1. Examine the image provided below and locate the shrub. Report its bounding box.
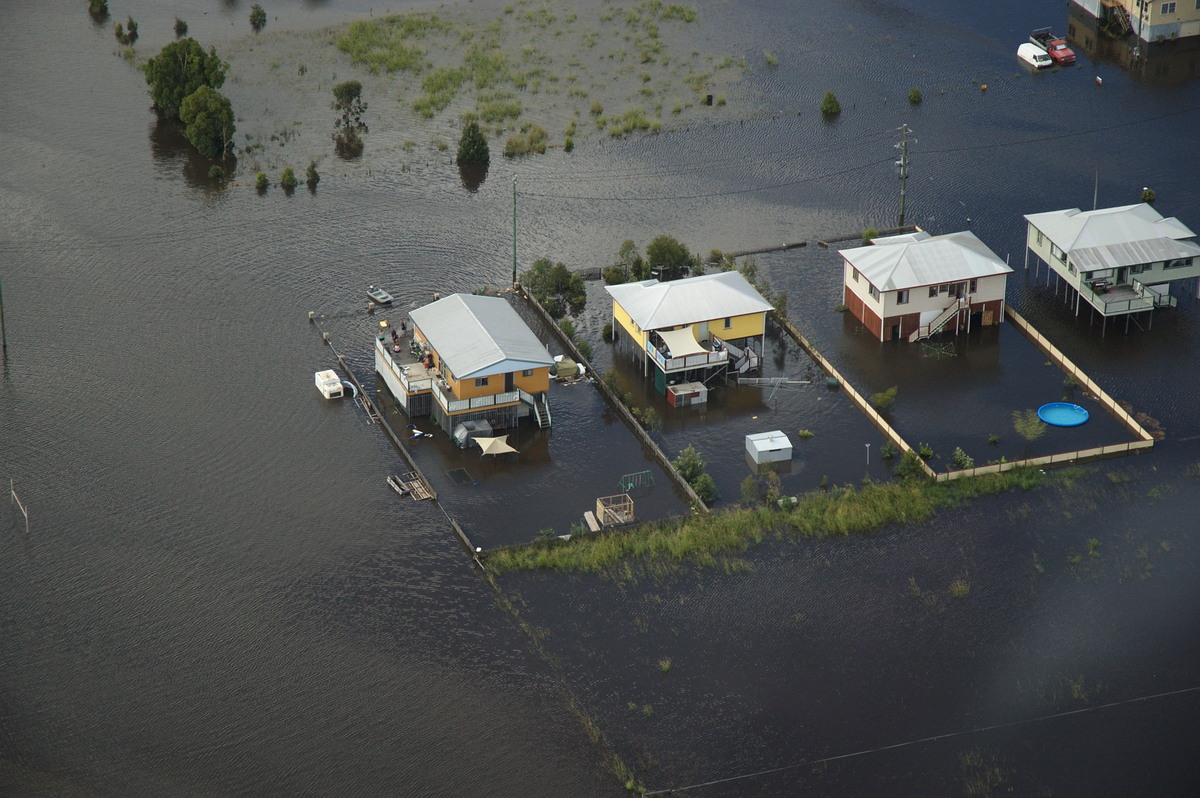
[558,319,576,340]
[908,87,922,104]
[797,429,814,440]
[504,125,547,156]
[306,162,320,188]
[764,50,779,67]
[89,0,108,16]
[951,447,975,470]
[880,441,898,459]
[917,442,934,460]
[590,100,603,116]
[949,577,970,599]
[250,4,267,32]
[1141,187,1156,204]
[255,172,268,191]
[602,322,613,341]
[894,449,929,482]
[575,339,593,360]
[820,90,841,114]
[174,17,188,38]
[280,167,298,191]
[207,165,224,179]
[870,385,898,411]
[563,135,574,152]
[862,227,879,245]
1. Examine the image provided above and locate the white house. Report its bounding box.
[1024,203,1200,331]
[840,230,1013,343]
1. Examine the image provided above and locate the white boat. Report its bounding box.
[368,285,395,304]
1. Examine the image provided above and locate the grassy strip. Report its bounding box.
[485,469,1044,574]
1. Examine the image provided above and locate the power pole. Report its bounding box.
[511,176,518,288]
[895,124,916,228]
[0,270,7,353]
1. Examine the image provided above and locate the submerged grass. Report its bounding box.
[485,469,1044,574]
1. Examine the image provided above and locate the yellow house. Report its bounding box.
[377,293,554,440]
[605,271,773,391]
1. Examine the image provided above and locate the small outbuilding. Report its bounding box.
[746,430,792,464]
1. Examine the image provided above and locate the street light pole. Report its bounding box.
[512,175,518,289]
[0,270,7,353]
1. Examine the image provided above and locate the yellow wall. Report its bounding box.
[514,366,550,394]
[443,367,549,400]
[612,301,647,348]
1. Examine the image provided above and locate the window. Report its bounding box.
[939,284,949,294]
[969,279,977,293]
[896,290,909,305]
[1162,2,1176,14]
[474,376,489,388]
[723,317,732,329]
[1166,257,1193,269]
[1036,230,1043,246]
[868,284,880,300]
[852,269,860,282]
[929,286,939,298]
[522,369,534,377]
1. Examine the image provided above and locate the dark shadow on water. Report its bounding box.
[148,116,237,195]
[458,162,488,193]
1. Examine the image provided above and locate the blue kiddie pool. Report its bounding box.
[1038,402,1090,427]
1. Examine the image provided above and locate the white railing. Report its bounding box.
[908,297,969,342]
[431,380,520,413]
[646,341,728,371]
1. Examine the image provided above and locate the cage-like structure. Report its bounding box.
[595,494,634,527]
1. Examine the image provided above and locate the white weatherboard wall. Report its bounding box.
[746,431,792,464]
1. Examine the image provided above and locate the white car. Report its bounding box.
[1018,42,1052,69]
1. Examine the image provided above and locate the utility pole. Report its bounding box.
[0,269,7,353]
[895,124,916,228]
[511,176,518,289]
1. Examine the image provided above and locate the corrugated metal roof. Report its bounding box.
[1024,204,1198,262]
[840,230,1012,291]
[605,271,773,331]
[409,294,553,379]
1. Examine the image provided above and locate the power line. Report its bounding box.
[642,684,1200,796]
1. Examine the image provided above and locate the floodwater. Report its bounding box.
[3,0,1200,796]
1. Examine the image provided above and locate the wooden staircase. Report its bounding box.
[1111,5,1133,36]
[533,394,552,428]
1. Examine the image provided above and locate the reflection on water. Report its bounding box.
[148,116,237,192]
[1069,3,1200,86]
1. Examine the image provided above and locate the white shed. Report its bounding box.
[746,430,792,464]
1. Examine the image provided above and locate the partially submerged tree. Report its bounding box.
[457,117,489,165]
[179,84,235,158]
[520,258,585,319]
[603,239,648,284]
[332,80,368,158]
[646,234,698,281]
[250,4,267,32]
[144,38,227,121]
[673,445,718,504]
[820,90,841,115]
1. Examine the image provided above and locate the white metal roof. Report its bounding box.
[605,271,773,331]
[840,230,1013,291]
[409,294,553,379]
[1024,203,1200,270]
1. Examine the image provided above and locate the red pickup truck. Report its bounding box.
[1030,28,1076,65]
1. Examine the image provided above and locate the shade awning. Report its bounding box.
[474,435,518,456]
[656,327,708,357]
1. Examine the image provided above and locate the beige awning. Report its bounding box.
[474,435,518,456]
[656,327,708,357]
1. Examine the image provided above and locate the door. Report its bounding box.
[696,321,710,343]
[505,372,514,392]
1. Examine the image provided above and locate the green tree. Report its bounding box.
[144,38,227,121]
[603,239,646,284]
[908,87,922,104]
[332,80,368,158]
[280,167,298,191]
[820,90,841,115]
[457,118,489,164]
[862,227,879,245]
[179,85,235,158]
[870,385,898,411]
[673,445,718,504]
[250,4,267,32]
[306,161,320,189]
[520,258,585,319]
[173,18,188,38]
[646,235,696,281]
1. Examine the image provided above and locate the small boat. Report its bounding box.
[386,475,409,496]
[368,285,395,305]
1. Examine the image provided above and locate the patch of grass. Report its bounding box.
[764,50,779,67]
[412,66,465,117]
[479,95,522,122]
[485,468,1044,574]
[336,14,450,74]
[658,657,672,674]
[503,124,547,156]
[796,429,814,440]
[949,577,970,599]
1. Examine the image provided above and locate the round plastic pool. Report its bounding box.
[1038,402,1089,427]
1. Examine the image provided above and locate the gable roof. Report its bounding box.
[409,294,553,379]
[605,271,773,331]
[1024,203,1200,271]
[840,230,1012,291]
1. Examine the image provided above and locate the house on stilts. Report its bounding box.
[839,230,1013,342]
[1024,203,1200,334]
[605,271,773,394]
[374,293,555,441]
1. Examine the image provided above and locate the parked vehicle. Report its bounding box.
[1017,42,1052,69]
[1030,27,1076,65]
